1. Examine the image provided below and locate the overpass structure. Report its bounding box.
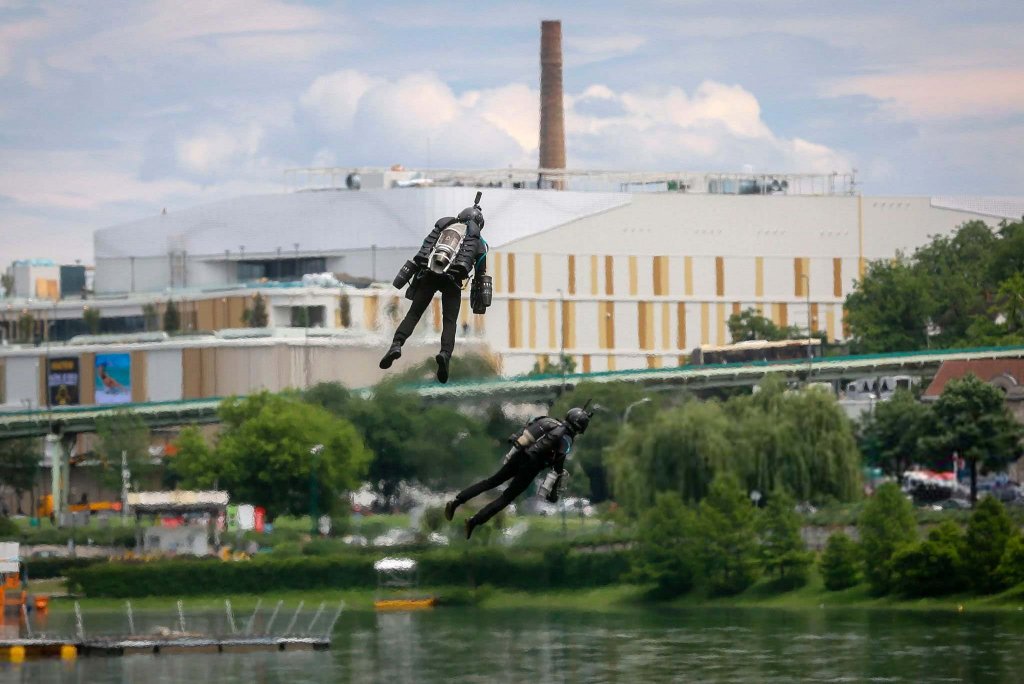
[2,345,1024,438]
[413,344,1024,403]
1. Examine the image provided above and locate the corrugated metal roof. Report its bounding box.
[94,187,631,259]
[931,196,1024,220]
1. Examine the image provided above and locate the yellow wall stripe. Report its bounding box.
[605,256,615,295]
[661,302,670,349]
[534,254,542,293]
[700,302,710,345]
[755,257,764,298]
[833,258,843,297]
[507,253,516,294]
[590,255,599,295]
[684,256,694,296]
[716,303,726,344]
[548,300,557,348]
[628,256,638,296]
[715,257,725,297]
[528,300,537,349]
[567,255,576,295]
[676,302,686,349]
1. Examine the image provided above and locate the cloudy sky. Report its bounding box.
[2,0,1022,263]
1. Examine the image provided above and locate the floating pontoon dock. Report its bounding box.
[0,598,344,661]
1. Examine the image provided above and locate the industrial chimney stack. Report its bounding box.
[539,20,566,188]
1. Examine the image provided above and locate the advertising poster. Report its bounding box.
[95,353,132,404]
[47,357,80,406]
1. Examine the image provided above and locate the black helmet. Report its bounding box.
[564,407,592,435]
[457,205,484,230]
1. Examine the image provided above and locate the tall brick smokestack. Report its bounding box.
[539,20,565,188]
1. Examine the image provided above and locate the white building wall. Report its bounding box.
[4,356,39,409]
[146,349,183,402]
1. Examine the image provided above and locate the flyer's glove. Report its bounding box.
[393,260,419,289]
[470,275,492,314]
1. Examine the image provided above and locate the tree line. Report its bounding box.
[845,219,1024,352]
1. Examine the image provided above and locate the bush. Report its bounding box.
[858,483,916,594]
[890,521,966,597]
[24,556,105,579]
[996,534,1024,589]
[964,496,1014,594]
[819,533,860,591]
[66,546,634,598]
[0,517,18,538]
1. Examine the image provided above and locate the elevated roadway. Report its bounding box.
[2,345,1023,437]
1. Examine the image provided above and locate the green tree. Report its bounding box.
[912,221,996,347]
[819,532,860,591]
[94,411,153,491]
[963,496,1014,593]
[527,354,577,377]
[142,304,159,332]
[243,293,269,327]
[0,272,13,298]
[858,389,931,483]
[630,491,698,597]
[995,533,1024,588]
[166,426,217,489]
[208,392,371,519]
[383,352,498,386]
[163,299,181,332]
[82,307,101,334]
[0,438,40,514]
[990,272,1024,337]
[890,521,966,597]
[339,293,352,328]
[727,307,801,342]
[609,400,732,511]
[757,490,812,586]
[858,482,916,595]
[302,382,355,417]
[844,256,932,353]
[928,374,1024,504]
[16,311,35,343]
[552,380,652,502]
[730,376,861,503]
[695,473,760,595]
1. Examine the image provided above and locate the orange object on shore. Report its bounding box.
[34,595,49,612]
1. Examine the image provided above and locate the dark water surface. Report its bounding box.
[3,605,1024,683]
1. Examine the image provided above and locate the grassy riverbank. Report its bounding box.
[39,569,1024,616]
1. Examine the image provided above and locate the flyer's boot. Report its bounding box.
[379,343,402,369]
[435,352,450,383]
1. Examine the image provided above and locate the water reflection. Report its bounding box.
[4,606,1024,683]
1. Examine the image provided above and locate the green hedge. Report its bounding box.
[67,546,633,598]
[25,556,105,579]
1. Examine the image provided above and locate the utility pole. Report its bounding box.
[309,444,324,535]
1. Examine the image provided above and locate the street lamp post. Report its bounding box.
[623,397,651,424]
[309,444,324,535]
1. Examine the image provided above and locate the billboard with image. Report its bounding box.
[47,357,80,406]
[95,353,131,404]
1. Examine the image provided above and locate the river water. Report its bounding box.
[2,605,1023,683]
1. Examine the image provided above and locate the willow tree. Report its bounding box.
[608,400,734,511]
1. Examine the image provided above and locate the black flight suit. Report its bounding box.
[391,217,487,358]
[456,417,573,528]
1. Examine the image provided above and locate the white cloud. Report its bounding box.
[566,33,647,66]
[44,0,345,73]
[828,68,1024,121]
[176,124,265,176]
[298,69,846,173]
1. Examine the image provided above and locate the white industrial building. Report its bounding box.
[85,168,1020,376]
